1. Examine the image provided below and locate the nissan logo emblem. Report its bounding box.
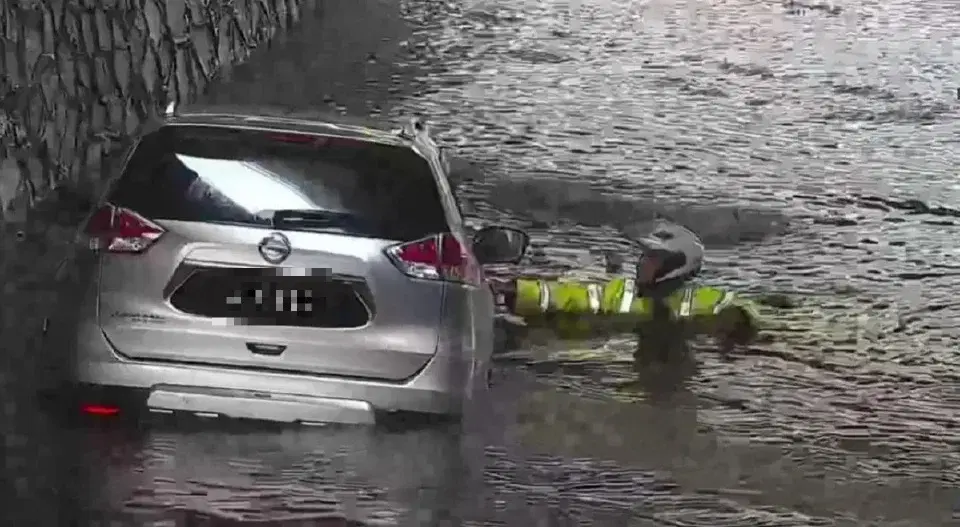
[258,232,292,264]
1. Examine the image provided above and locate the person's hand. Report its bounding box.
[490,278,526,353]
[487,276,517,313]
[712,305,758,358]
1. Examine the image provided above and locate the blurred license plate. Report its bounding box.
[226,283,317,315]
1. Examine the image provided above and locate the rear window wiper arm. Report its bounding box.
[254,209,367,230]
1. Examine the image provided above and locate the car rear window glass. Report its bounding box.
[107,125,450,241]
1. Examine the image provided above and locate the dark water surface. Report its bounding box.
[22,0,960,524]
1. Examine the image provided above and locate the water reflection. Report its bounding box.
[627,357,699,404]
[83,421,470,525]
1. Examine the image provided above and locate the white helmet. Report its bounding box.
[632,221,704,292]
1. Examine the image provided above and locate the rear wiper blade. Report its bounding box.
[254,209,365,230]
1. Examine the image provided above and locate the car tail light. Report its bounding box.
[267,132,321,144]
[266,133,359,148]
[85,203,165,254]
[386,233,482,286]
[81,404,121,417]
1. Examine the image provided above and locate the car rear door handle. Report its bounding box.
[246,342,287,356]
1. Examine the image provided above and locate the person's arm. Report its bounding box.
[685,286,762,350]
[499,277,762,344]
[499,276,647,340]
[511,276,640,316]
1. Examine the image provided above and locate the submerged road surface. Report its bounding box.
[8,0,960,525]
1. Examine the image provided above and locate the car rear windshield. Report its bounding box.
[107,125,450,241]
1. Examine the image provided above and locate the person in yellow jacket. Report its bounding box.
[496,274,760,359]
[492,223,761,362]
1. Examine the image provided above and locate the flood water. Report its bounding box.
[12,0,960,524]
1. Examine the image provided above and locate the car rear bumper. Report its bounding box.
[69,330,470,423]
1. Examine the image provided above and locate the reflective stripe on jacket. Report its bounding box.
[511,277,761,340]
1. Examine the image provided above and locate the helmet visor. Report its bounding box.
[637,253,663,285]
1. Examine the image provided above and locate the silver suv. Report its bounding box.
[43,104,528,425]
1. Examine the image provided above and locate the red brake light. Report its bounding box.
[265,133,360,147]
[81,404,120,416]
[85,204,165,254]
[386,233,482,286]
[266,133,323,144]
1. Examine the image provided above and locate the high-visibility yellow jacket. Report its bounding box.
[510,276,762,341]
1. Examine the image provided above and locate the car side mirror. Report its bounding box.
[472,226,529,265]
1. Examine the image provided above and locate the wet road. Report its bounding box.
[17,0,960,524]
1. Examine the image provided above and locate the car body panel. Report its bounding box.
[97,222,445,381]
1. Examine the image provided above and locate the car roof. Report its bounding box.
[164,104,420,148]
